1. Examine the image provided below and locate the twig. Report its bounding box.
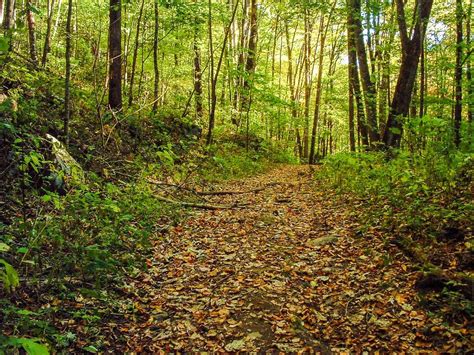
[197,186,266,195]
[154,194,249,210]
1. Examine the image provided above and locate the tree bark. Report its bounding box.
[127,0,145,107]
[0,0,4,25]
[206,0,239,145]
[26,0,38,64]
[193,29,203,120]
[349,0,379,146]
[383,0,434,148]
[41,0,55,67]
[467,0,473,125]
[303,10,312,159]
[309,16,326,164]
[454,0,463,147]
[64,0,72,146]
[153,0,160,112]
[241,0,257,113]
[2,0,13,30]
[108,0,122,111]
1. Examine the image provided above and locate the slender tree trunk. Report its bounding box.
[309,16,326,164]
[128,0,145,107]
[0,0,4,26]
[241,0,257,113]
[303,10,312,159]
[347,13,356,152]
[466,0,473,125]
[284,22,301,157]
[383,0,434,148]
[347,10,368,148]
[419,35,426,118]
[206,0,239,145]
[64,0,73,146]
[193,3,203,121]
[454,0,463,147]
[2,0,13,30]
[41,0,55,67]
[26,0,38,64]
[51,0,62,41]
[206,0,215,145]
[309,1,336,163]
[349,0,379,146]
[108,0,122,111]
[153,0,159,112]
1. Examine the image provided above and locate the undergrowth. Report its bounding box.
[315,147,474,319]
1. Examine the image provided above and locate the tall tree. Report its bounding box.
[348,0,379,147]
[241,0,257,113]
[25,0,38,64]
[108,0,122,111]
[383,0,434,148]
[454,0,463,146]
[41,0,55,67]
[206,0,239,145]
[193,23,203,120]
[64,0,72,145]
[466,0,473,125]
[152,0,160,112]
[0,0,4,24]
[2,0,14,30]
[128,0,145,107]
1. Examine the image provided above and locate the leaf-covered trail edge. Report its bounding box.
[121,165,470,352]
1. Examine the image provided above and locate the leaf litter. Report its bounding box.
[119,165,473,352]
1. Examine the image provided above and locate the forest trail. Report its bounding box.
[123,166,437,352]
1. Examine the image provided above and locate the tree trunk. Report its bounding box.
[419,35,426,118]
[347,9,369,148]
[467,0,473,125]
[153,0,159,113]
[193,2,203,121]
[64,0,72,146]
[309,1,336,163]
[206,0,239,145]
[128,0,145,107]
[108,0,122,111]
[303,10,312,159]
[241,0,257,113]
[2,0,13,30]
[26,0,38,64]
[347,13,356,152]
[41,0,55,67]
[309,16,326,164]
[349,0,379,146]
[0,0,4,25]
[383,0,434,148]
[454,0,463,147]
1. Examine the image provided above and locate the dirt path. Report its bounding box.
[123,165,453,352]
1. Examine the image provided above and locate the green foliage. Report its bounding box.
[317,148,473,234]
[202,143,274,181]
[0,258,19,292]
[0,337,49,355]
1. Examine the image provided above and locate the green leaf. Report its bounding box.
[6,338,49,355]
[83,345,99,353]
[389,127,402,135]
[17,247,29,254]
[0,242,10,252]
[0,36,9,52]
[0,258,19,291]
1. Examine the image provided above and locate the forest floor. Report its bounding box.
[108,165,470,352]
